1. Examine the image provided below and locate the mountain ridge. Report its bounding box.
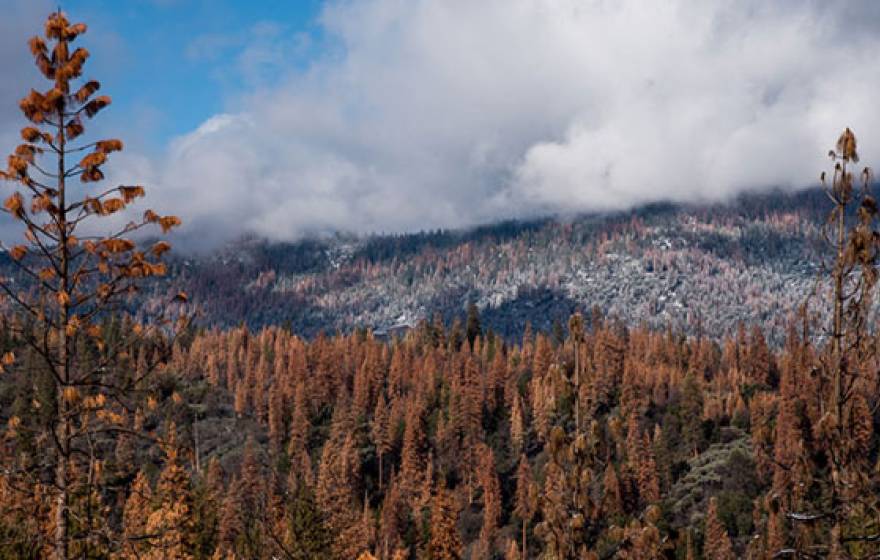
[164,187,832,342]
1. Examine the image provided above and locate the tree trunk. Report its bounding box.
[574,342,580,435]
[54,98,71,560]
[54,437,68,560]
[830,169,846,560]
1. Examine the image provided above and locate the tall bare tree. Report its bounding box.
[769,128,880,559]
[0,10,185,559]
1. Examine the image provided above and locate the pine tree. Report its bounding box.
[601,463,623,518]
[288,380,313,486]
[477,445,501,555]
[237,438,270,558]
[143,424,196,559]
[535,423,601,559]
[371,392,392,488]
[122,470,152,558]
[193,457,223,559]
[452,355,484,502]
[64,462,110,559]
[704,497,735,560]
[316,433,363,559]
[765,499,785,560]
[636,432,660,506]
[284,479,333,560]
[0,10,184,557]
[379,477,408,559]
[234,379,248,417]
[267,383,284,453]
[744,326,772,386]
[513,455,535,560]
[400,400,427,505]
[611,505,665,560]
[509,394,526,456]
[427,483,462,560]
[486,343,507,413]
[770,353,808,509]
[766,129,880,557]
[529,335,556,441]
[216,481,244,557]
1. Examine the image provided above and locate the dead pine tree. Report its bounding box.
[568,312,585,435]
[0,10,186,559]
[773,128,880,559]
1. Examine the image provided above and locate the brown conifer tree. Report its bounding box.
[0,11,184,557]
[316,433,364,559]
[744,325,772,386]
[765,499,785,560]
[121,470,152,558]
[568,312,585,433]
[371,392,392,488]
[611,505,665,560]
[216,480,244,556]
[535,423,601,559]
[636,432,661,507]
[486,342,507,413]
[601,463,623,518]
[427,483,462,560]
[768,129,880,557]
[452,355,484,502]
[379,477,408,559]
[513,455,536,560]
[399,399,427,504]
[143,424,196,559]
[287,379,313,485]
[704,497,735,560]
[509,393,526,456]
[267,383,284,453]
[477,445,501,556]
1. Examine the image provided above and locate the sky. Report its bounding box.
[2,0,324,150]
[3,0,880,248]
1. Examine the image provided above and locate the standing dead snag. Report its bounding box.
[763,128,880,559]
[815,128,880,559]
[0,10,185,559]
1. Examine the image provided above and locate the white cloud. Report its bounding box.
[509,1,880,213]
[8,0,880,247]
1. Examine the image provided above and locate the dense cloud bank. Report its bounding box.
[4,1,880,247]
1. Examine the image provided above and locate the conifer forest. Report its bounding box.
[3,6,880,560]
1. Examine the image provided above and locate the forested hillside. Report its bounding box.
[1,299,875,559]
[171,188,829,344]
